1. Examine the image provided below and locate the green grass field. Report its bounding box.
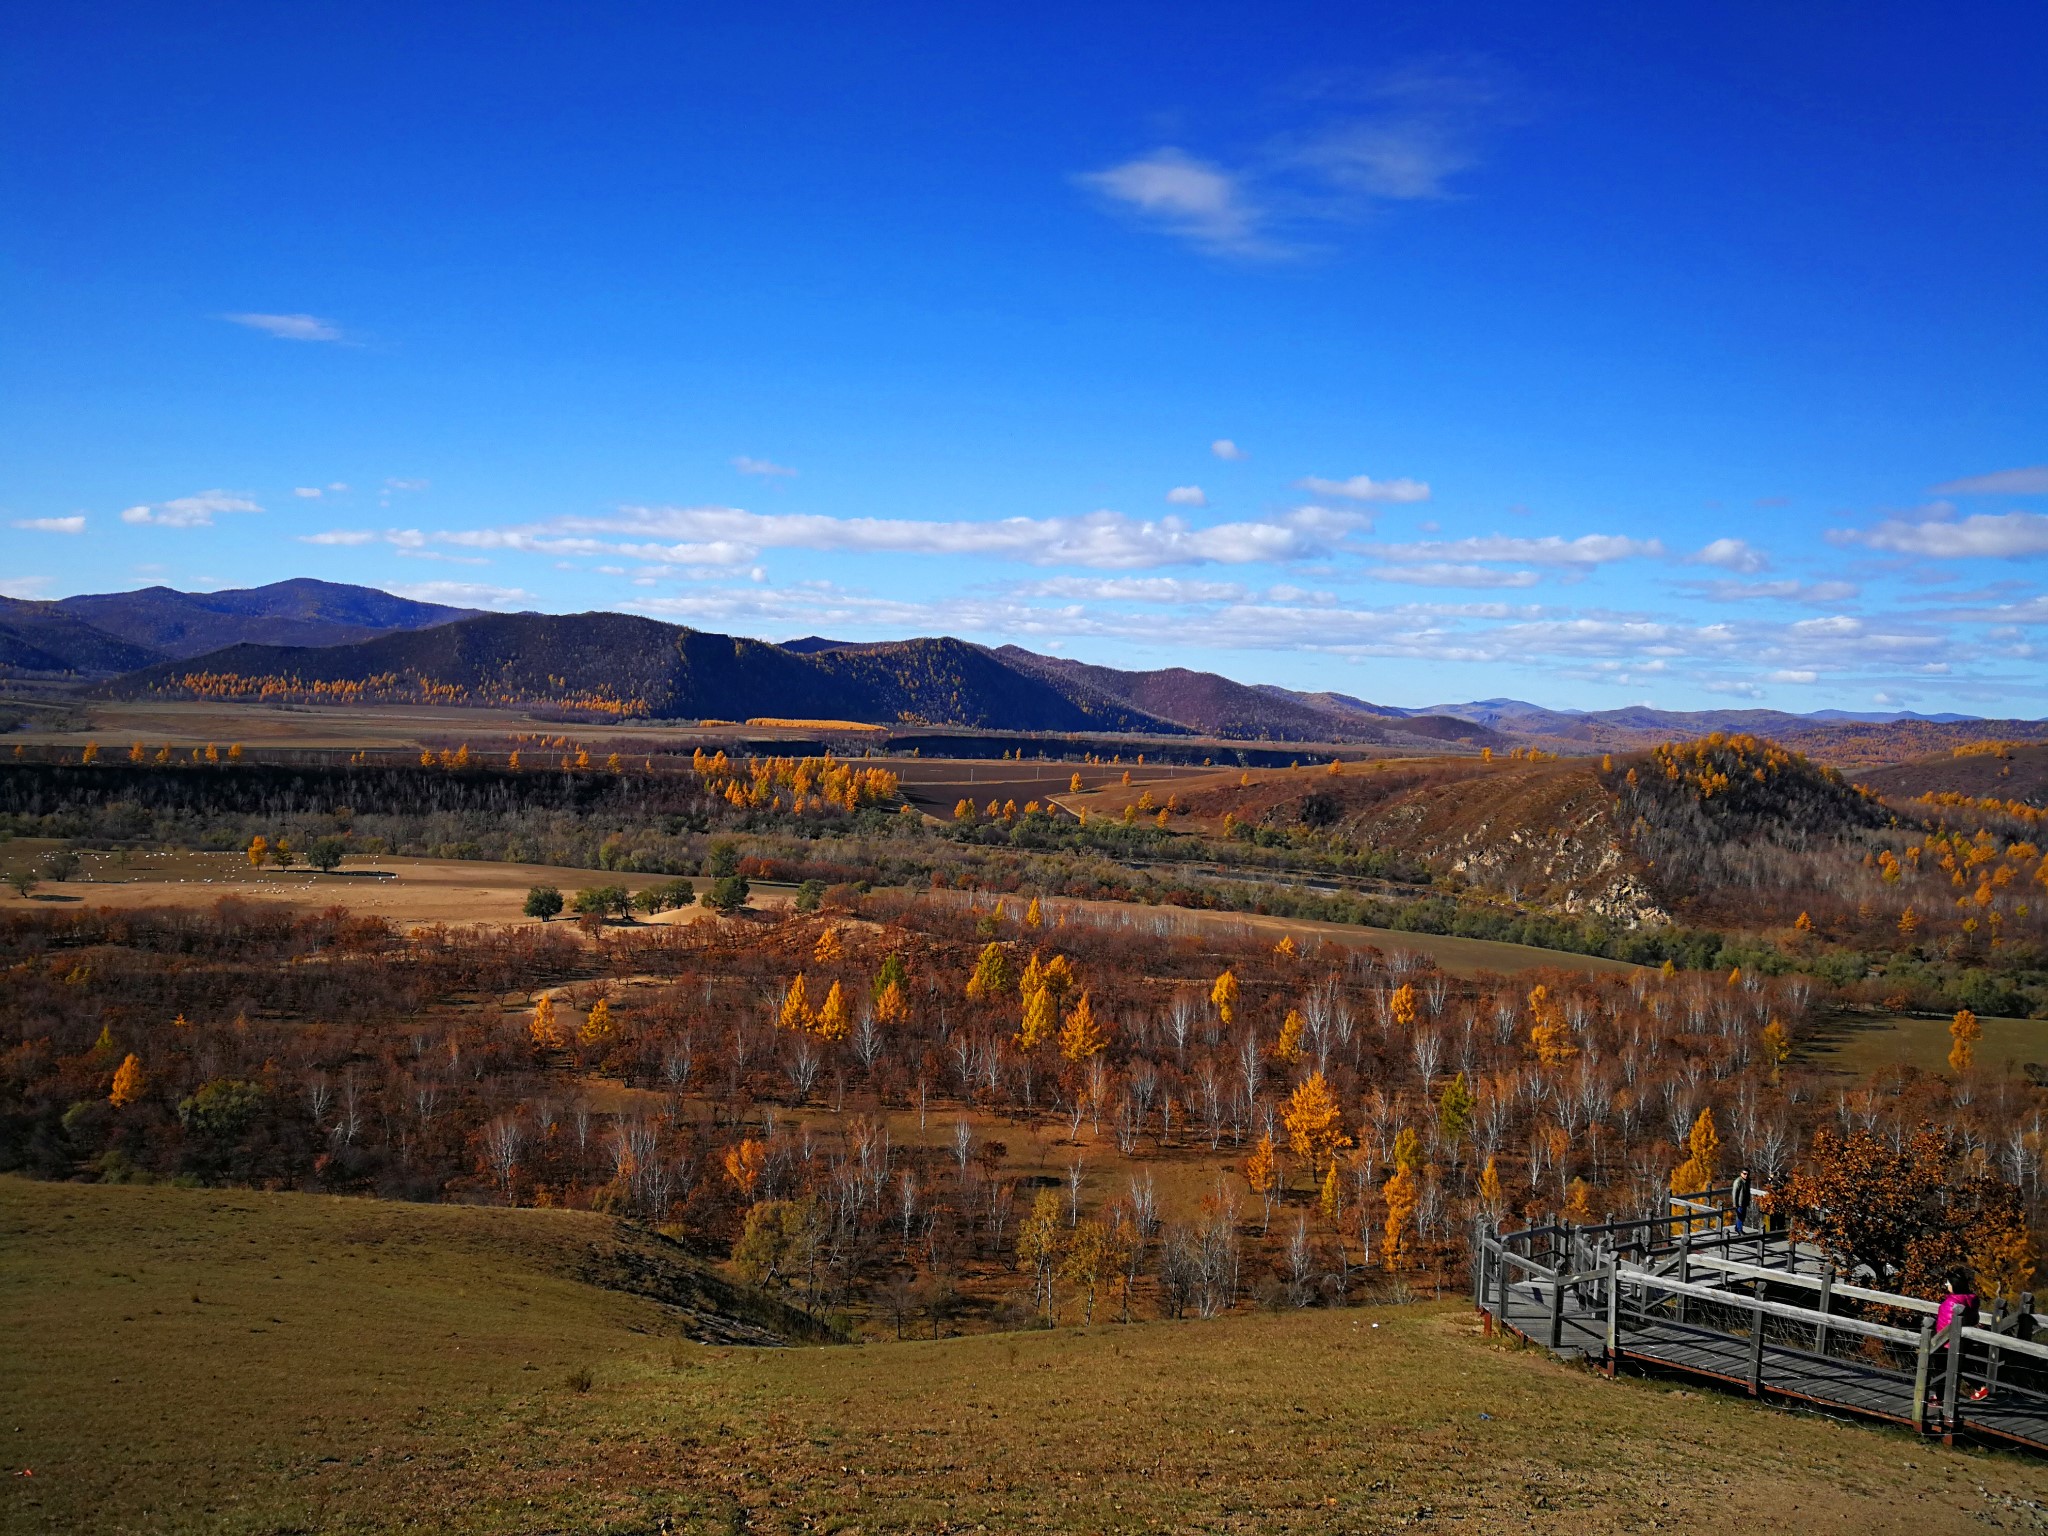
[1801,1012,2048,1077]
[5,1177,2045,1534]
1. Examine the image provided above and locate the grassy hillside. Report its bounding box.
[6,1178,2045,1534]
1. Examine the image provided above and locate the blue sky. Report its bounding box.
[3,2,2045,712]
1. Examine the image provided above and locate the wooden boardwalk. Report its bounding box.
[1474,1207,2048,1454]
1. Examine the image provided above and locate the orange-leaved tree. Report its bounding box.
[1776,1126,2034,1301]
[1382,1127,1422,1267]
[1949,1008,1982,1075]
[109,1053,146,1107]
[1244,1132,1279,1232]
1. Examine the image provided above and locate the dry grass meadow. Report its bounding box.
[6,1177,2047,1536]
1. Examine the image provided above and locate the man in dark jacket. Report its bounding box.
[1731,1167,1752,1235]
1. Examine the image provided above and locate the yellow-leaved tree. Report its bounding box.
[1477,1156,1505,1217]
[1282,1071,1351,1182]
[779,973,813,1032]
[1018,984,1057,1051]
[1390,982,1418,1027]
[246,835,268,868]
[529,994,563,1050]
[1058,992,1108,1062]
[1528,983,1577,1067]
[1382,1127,1422,1267]
[813,926,845,964]
[579,997,617,1048]
[965,942,1012,1003]
[814,980,849,1041]
[1760,1018,1791,1080]
[1211,969,1239,1028]
[1275,1008,1305,1063]
[1670,1106,1720,1196]
[1024,896,1043,930]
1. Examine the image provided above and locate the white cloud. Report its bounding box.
[1697,578,1861,604]
[385,478,429,493]
[1367,533,1662,566]
[222,312,342,342]
[1211,439,1247,461]
[733,456,798,478]
[384,581,529,609]
[119,490,263,528]
[1165,485,1207,507]
[1011,576,1248,603]
[298,530,377,546]
[1835,510,2048,558]
[293,487,324,499]
[1690,537,1768,573]
[1368,563,1540,588]
[1076,149,1268,256]
[1768,669,1818,684]
[12,516,84,535]
[1931,466,2048,497]
[1700,680,1765,699]
[0,576,52,598]
[439,503,1367,571]
[1296,473,1431,504]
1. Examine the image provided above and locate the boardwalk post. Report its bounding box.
[1604,1255,1620,1379]
[1911,1318,1934,1433]
[1747,1296,1766,1396]
[1676,1231,1691,1327]
[1815,1264,1834,1357]
[1943,1320,1966,1446]
[1496,1238,1512,1325]
[1547,1265,1566,1350]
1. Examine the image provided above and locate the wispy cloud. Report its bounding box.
[299,529,377,546]
[0,576,52,599]
[1010,575,1248,603]
[1369,563,1540,588]
[119,490,263,529]
[1832,509,2048,558]
[733,456,798,478]
[1930,465,2048,497]
[222,312,343,342]
[1367,533,1662,566]
[384,581,529,609]
[1211,439,1248,461]
[1695,578,1861,605]
[1077,149,1268,256]
[1689,537,1768,573]
[1080,63,1510,258]
[12,516,85,535]
[1165,485,1207,507]
[1297,473,1430,504]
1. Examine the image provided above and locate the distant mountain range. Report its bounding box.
[0,579,475,675]
[6,581,2044,761]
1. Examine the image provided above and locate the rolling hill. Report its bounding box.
[0,579,476,677]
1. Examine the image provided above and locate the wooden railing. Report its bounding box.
[1471,1210,2048,1451]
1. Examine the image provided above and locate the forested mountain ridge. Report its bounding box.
[0,579,474,677]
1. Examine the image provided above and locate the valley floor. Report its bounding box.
[4,1178,2045,1534]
